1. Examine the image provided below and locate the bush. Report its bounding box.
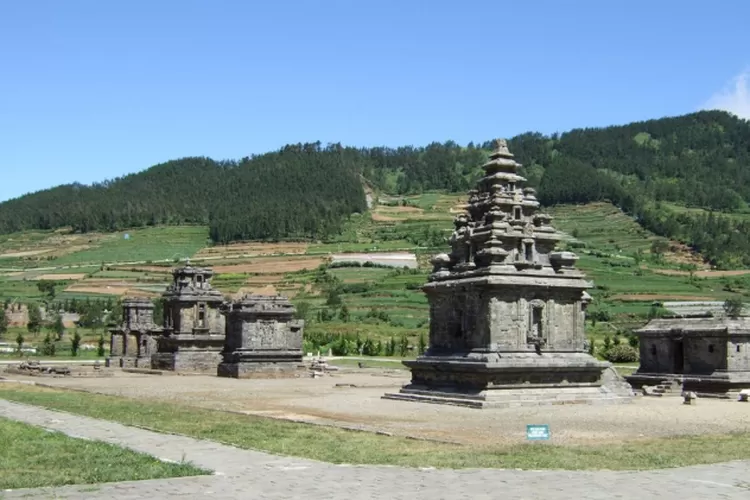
[97,334,106,357]
[41,333,56,356]
[603,344,639,363]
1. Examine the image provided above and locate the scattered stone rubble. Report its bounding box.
[308,358,339,378]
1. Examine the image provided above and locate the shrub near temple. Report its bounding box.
[604,345,639,363]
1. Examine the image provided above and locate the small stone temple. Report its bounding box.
[151,264,227,373]
[218,294,304,378]
[384,140,633,408]
[627,315,750,398]
[107,297,161,368]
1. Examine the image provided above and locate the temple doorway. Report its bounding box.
[672,339,684,374]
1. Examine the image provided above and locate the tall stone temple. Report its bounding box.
[151,264,227,373]
[385,140,633,408]
[107,297,161,368]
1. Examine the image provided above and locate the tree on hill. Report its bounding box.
[27,304,42,334]
[36,281,56,300]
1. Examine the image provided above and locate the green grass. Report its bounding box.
[49,226,209,266]
[1,384,750,471]
[0,416,208,490]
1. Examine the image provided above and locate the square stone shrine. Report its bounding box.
[217,294,304,378]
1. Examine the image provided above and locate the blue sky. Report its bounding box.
[1,0,749,202]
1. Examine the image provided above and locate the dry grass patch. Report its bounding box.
[35,273,88,281]
[195,242,309,259]
[213,256,325,274]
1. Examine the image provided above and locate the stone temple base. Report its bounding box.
[383,354,634,409]
[151,351,222,374]
[217,351,304,379]
[106,356,152,369]
[628,371,750,399]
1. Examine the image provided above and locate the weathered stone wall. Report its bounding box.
[428,286,585,354]
[238,319,303,350]
[684,336,727,375]
[168,303,225,335]
[152,351,222,373]
[110,333,125,356]
[728,335,750,371]
[638,336,674,373]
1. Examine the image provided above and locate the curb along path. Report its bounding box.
[0,400,748,499]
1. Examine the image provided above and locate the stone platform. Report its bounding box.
[384,356,633,408]
[151,344,223,374]
[217,357,306,379]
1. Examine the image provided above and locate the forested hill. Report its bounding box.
[1,110,749,266]
[0,143,368,243]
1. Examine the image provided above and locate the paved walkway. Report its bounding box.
[0,400,748,499]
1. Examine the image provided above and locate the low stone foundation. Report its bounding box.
[151,351,222,374]
[384,356,633,409]
[106,356,153,369]
[626,371,750,399]
[217,357,305,379]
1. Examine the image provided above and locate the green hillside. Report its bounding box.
[3,110,750,358]
[2,111,750,267]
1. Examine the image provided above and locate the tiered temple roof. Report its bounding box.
[432,139,582,280]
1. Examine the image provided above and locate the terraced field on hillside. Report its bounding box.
[2,193,750,350]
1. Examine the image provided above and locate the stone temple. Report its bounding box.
[107,297,161,368]
[627,314,750,398]
[151,264,226,373]
[384,140,633,408]
[218,294,304,378]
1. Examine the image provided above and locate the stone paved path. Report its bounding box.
[0,400,748,499]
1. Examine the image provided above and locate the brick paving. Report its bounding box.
[0,400,748,499]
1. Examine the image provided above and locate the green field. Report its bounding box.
[49,226,209,266]
[1,192,748,359]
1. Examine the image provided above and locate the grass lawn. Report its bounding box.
[1,384,749,471]
[0,416,208,490]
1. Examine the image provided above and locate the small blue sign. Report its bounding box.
[526,424,550,441]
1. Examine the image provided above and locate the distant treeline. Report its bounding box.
[1,110,750,266]
[0,143,367,243]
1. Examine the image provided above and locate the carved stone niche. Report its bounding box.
[526,299,547,350]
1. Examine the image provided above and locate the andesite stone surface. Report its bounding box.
[627,314,750,398]
[384,139,633,408]
[107,297,161,369]
[151,264,227,373]
[218,294,304,378]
